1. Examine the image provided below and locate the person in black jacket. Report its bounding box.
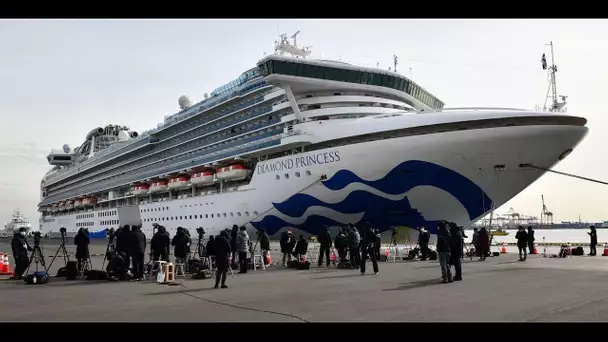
[418,228,430,261]
[74,228,90,273]
[527,226,535,255]
[129,225,146,280]
[334,228,348,262]
[230,225,239,266]
[205,235,216,258]
[360,222,379,275]
[214,230,231,289]
[151,226,170,262]
[515,226,528,261]
[171,227,190,264]
[347,224,361,269]
[317,226,333,267]
[448,222,463,281]
[115,225,132,271]
[437,221,452,283]
[588,226,598,256]
[11,228,32,280]
[280,230,296,266]
[257,229,271,265]
[373,228,382,261]
[292,235,309,259]
[184,228,192,263]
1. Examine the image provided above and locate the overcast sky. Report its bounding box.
[1,19,606,228]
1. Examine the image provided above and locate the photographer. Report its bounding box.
[151,225,170,261]
[171,227,190,271]
[11,227,33,280]
[115,225,132,270]
[257,229,270,265]
[130,225,146,281]
[74,228,90,273]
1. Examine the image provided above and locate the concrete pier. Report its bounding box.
[1,238,607,322]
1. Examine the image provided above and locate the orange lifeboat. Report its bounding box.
[82,197,97,206]
[132,183,150,196]
[66,200,74,210]
[191,171,215,185]
[74,198,83,208]
[216,164,251,181]
[58,201,66,211]
[168,176,189,190]
[51,204,58,213]
[149,180,168,193]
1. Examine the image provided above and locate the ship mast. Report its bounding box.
[542,42,568,112]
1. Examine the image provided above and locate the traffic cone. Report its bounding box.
[533,248,538,254]
[602,244,608,256]
[501,246,507,254]
[0,253,12,275]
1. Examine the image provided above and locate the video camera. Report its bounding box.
[59,227,67,235]
[32,231,42,243]
[196,227,206,237]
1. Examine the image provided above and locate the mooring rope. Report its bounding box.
[521,164,608,186]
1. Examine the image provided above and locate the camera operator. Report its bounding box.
[115,225,132,271]
[151,225,170,262]
[418,227,430,261]
[11,227,33,280]
[130,225,146,281]
[74,228,90,272]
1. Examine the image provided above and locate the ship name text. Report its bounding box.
[257,151,341,175]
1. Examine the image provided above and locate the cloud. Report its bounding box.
[0,141,49,164]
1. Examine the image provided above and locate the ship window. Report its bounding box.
[194,215,198,219]
[190,215,192,219]
[237,212,241,216]
[180,216,183,220]
[223,213,226,217]
[253,211,259,216]
[206,214,209,218]
[217,213,220,217]
[230,213,234,217]
[306,170,312,176]
[284,173,289,179]
[275,175,280,180]
[211,214,214,218]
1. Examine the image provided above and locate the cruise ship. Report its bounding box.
[38,33,589,239]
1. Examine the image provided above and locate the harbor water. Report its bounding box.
[464,228,604,245]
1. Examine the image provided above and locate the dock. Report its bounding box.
[1,239,608,322]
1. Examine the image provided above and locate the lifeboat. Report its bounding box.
[82,197,97,206]
[216,164,251,181]
[58,202,66,211]
[191,171,215,185]
[149,180,168,193]
[74,199,83,208]
[66,201,74,210]
[132,183,150,196]
[168,176,190,190]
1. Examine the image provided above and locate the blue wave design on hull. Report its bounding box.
[252,193,439,236]
[88,229,107,239]
[321,160,492,220]
[252,160,493,236]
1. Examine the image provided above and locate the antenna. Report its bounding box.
[542,42,567,112]
[409,67,413,79]
[393,55,398,73]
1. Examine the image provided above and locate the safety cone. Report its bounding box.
[0,253,12,275]
[533,248,538,254]
[602,244,608,256]
[501,246,507,254]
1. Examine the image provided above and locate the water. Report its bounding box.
[464,228,606,245]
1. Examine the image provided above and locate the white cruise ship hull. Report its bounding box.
[40,117,587,240]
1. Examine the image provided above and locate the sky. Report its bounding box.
[0,19,607,228]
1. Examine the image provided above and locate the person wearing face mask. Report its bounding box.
[11,228,33,280]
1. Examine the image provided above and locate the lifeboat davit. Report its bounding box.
[132,183,150,196]
[58,202,66,211]
[191,171,215,185]
[74,199,83,208]
[168,176,189,190]
[66,201,74,210]
[51,204,58,213]
[149,180,168,193]
[216,164,251,181]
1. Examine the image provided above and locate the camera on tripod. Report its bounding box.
[32,231,42,244]
[196,227,206,237]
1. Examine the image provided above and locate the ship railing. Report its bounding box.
[441,107,532,112]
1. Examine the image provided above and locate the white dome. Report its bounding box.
[117,130,130,141]
[178,95,191,110]
[62,144,71,153]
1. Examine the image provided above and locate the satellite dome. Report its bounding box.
[62,144,71,153]
[117,130,130,141]
[178,95,191,110]
[204,93,209,99]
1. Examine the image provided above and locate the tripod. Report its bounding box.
[47,231,70,272]
[195,234,206,259]
[101,231,116,270]
[78,256,92,279]
[24,239,49,278]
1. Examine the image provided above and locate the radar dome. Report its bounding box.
[204,93,209,99]
[178,95,192,110]
[62,144,71,153]
[117,130,130,141]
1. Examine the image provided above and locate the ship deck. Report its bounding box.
[1,239,607,322]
